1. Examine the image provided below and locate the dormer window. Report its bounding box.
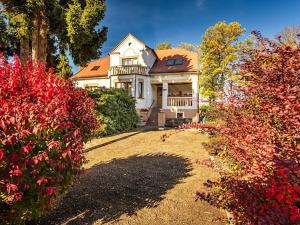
[91,66,100,71]
[174,58,183,65]
[166,58,183,66]
[166,59,175,66]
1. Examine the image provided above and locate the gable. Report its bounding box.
[110,34,146,55]
[110,34,157,68]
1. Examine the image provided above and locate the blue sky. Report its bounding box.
[71,0,300,72]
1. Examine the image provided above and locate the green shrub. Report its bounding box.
[88,88,139,136]
[199,104,219,122]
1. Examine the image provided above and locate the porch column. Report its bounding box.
[192,76,199,109]
[162,82,168,109]
[132,75,137,97]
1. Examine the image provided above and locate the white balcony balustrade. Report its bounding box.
[167,97,193,107]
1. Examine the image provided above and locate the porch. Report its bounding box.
[149,79,199,126]
[152,81,198,111]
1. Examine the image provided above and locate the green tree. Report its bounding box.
[199,21,245,102]
[277,26,300,48]
[156,42,172,50]
[1,0,107,67]
[56,54,73,79]
[177,42,197,52]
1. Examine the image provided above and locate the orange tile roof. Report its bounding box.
[72,55,110,79]
[150,48,198,74]
[72,48,198,79]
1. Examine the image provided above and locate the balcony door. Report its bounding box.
[122,58,138,66]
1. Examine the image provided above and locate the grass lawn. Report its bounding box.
[33,129,226,225]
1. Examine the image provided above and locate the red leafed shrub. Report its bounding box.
[196,32,300,224]
[0,56,98,223]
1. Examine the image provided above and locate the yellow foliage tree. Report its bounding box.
[199,21,246,102]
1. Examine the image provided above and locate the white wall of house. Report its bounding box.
[135,75,153,109]
[75,78,110,89]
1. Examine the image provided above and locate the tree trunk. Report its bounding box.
[31,12,40,61]
[31,2,48,62]
[39,9,48,62]
[20,37,29,64]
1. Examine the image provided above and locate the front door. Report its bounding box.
[157,86,162,108]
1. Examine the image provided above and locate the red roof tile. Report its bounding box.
[72,48,198,79]
[72,55,110,79]
[150,48,198,74]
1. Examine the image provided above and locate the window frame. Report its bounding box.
[115,82,132,96]
[138,81,144,99]
[166,59,175,66]
[174,58,183,65]
[122,57,138,66]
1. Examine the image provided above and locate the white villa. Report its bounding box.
[73,34,201,126]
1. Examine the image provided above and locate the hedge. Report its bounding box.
[88,88,139,136]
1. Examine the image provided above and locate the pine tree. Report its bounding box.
[1,0,107,67]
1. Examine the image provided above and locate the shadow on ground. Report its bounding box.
[32,153,192,225]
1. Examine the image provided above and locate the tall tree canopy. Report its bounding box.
[156,42,172,50]
[277,26,300,48]
[0,0,107,67]
[199,21,245,102]
[177,42,197,52]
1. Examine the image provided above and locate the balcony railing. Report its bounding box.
[110,65,147,76]
[167,97,193,107]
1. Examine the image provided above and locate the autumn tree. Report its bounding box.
[177,42,197,52]
[277,25,300,48]
[199,21,245,102]
[156,42,172,50]
[1,0,107,67]
[197,32,300,224]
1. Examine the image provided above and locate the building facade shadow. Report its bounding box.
[32,153,192,225]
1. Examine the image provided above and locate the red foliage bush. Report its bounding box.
[196,33,300,224]
[0,56,98,223]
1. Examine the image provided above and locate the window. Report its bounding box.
[166,59,175,66]
[91,66,100,71]
[138,81,144,98]
[85,84,99,91]
[116,82,132,96]
[174,58,183,65]
[176,112,184,119]
[166,58,184,66]
[122,58,137,66]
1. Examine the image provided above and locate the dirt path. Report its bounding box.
[35,129,226,225]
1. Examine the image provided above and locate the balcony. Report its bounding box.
[110,65,147,76]
[167,97,193,107]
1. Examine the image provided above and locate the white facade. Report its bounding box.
[76,78,110,89]
[74,34,200,122]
